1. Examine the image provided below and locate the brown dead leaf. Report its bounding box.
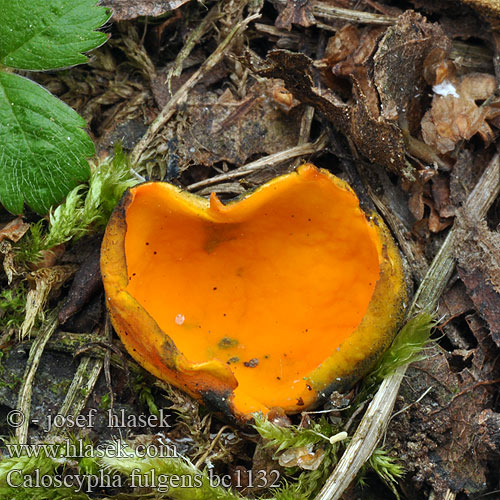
[455,216,500,347]
[30,244,66,271]
[407,169,454,233]
[275,0,315,30]
[459,266,500,347]
[0,218,30,243]
[438,281,475,350]
[329,26,385,101]
[424,199,452,232]
[406,168,434,221]
[351,27,385,66]
[99,0,190,21]
[324,24,360,65]
[244,441,285,495]
[423,48,455,87]
[421,73,497,154]
[374,11,450,130]
[257,49,351,132]
[408,186,425,221]
[460,73,497,100]
[431,174,455,218]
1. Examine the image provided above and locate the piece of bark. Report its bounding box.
[389,344,494,496]
[455,217,500,347]
[440,280,474,319]
[258,49,409,176]
[474,409,500,460]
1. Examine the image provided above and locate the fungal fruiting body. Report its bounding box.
[101,164,407,420]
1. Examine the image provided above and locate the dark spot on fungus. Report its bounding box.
[218,337,238,349]
[297,397,304,406]
[213,287,217,290]
[154,251,157,255]
[227,356,240,364]
[306,384,312,391]
[244,358,259,368]
[277,376,281,380]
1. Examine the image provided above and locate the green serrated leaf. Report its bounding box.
[0,71,93,214]
[0,0,110,71]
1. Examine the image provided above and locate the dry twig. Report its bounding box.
[15,312,59,444]
[187,133,327,191]
[272,0,396,26]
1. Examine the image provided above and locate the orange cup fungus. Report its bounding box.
[101,164,407,421]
